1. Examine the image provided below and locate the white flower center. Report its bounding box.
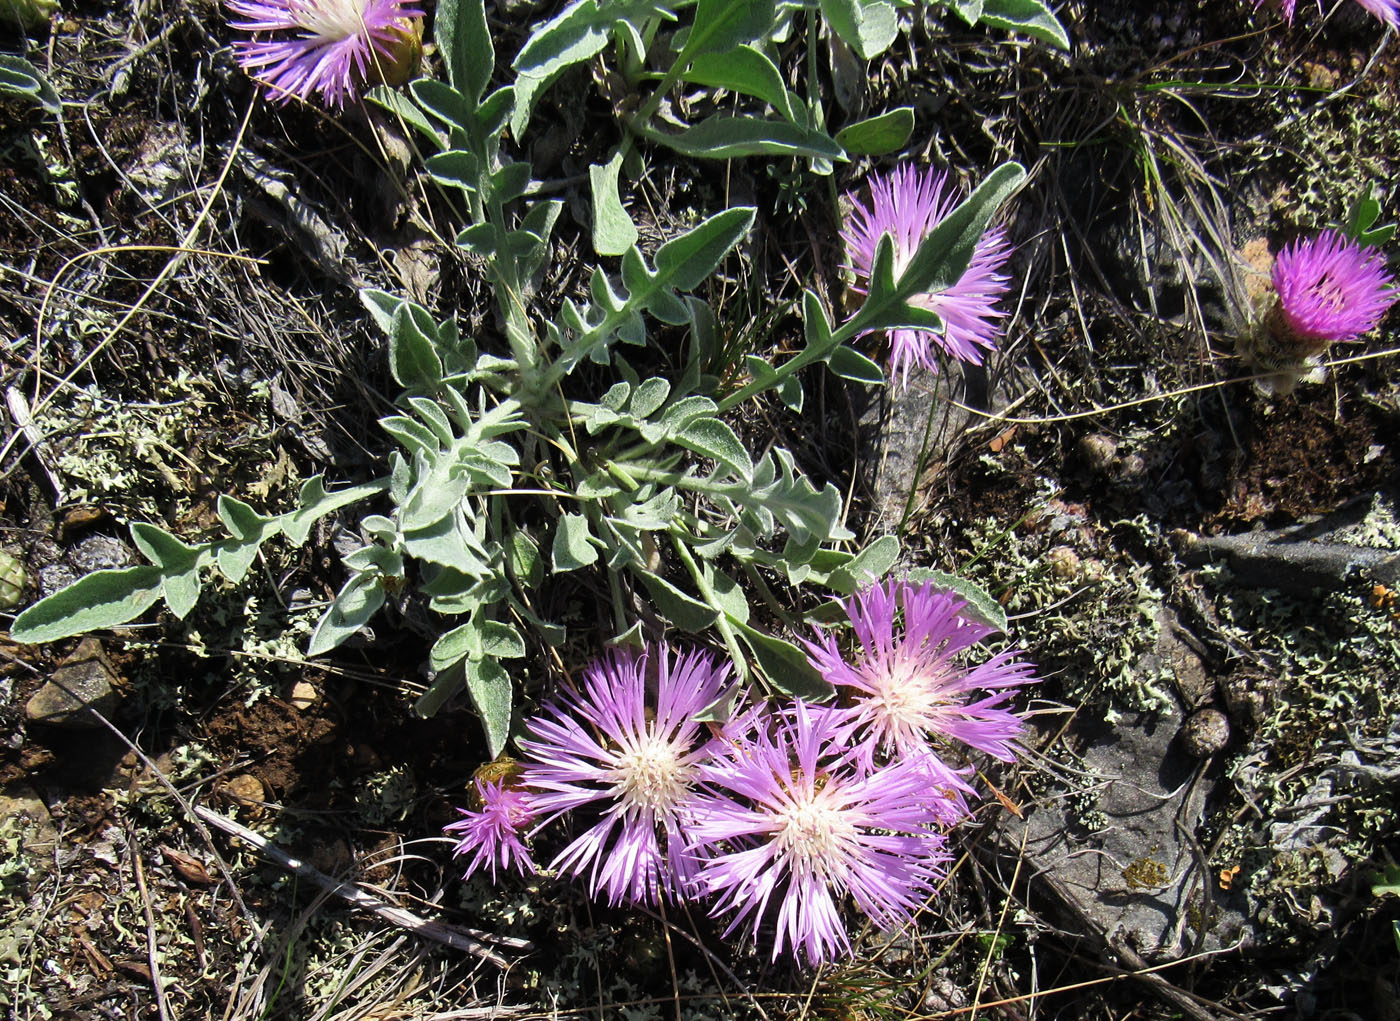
[614,737,691,815]
[295,0,371,40]
[874,665,947,731]
[777,794,855,876]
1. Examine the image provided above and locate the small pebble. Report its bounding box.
[222,774,266,812]
[1077,433,1119,473]
[1180,708,1230,757]
[287,680,318,711]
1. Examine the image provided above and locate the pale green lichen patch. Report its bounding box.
[938,486,1174,717]
[1204,570,1400,945]
[39,370,294,525]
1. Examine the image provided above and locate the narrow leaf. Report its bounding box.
[12,566,164,644]
[734,620,833,700]
[835,107,914,157]
[675,417,753,480]
[589,150,638,256]
[307,573,386,656]
[463,656,513,756]
[976,0,1069,49]
[435,0,493,102]
[684,45,796,122]
[637,572,720,631]
[905,568,1008,633]
[659,116,845,161]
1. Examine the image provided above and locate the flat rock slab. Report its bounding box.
[1004,706,1217,961]
[854,364,979,526]
[25,636,122,728]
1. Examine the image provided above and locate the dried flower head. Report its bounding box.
[1270,229,1396,348]
[517,644,732,906]
[841,166,1013,385]
[690,702,953,965]
[803,579,1036,769]
[226,0,424,107]
[445,777,537,882]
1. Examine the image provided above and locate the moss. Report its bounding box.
[1205,569,1400,944]
[39,369,293,527]
[941,483,1173,716]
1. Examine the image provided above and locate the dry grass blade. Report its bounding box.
[192,804,529,967]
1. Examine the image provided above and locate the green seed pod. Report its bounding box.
[0,550,25,610]
[0,0,57,31]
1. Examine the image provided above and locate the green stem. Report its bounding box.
[670,533,748,683]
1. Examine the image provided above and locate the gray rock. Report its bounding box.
[855,365,976,526]
[1004,707,1223,960]
[1179,707,1230,758]
[25,637,122,728]
[0,782,59,870]
[68,534,136,575]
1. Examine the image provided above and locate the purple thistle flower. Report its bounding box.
[690,702,953,966]
[840,166,1013,385]
[1271,229,1396,346]
[803,579,1036,768]
[445,777,538,882]
[1352,0,1400,23]
[1255,0,1399,24]
[517,644,732,906]
[226,0,424,108]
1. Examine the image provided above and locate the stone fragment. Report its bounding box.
[25,637,122,728]
[221,774,266,816]
[287,680,318,710]
[1076,433,1119,473]
[0,782,59,862]
[854,365,976,525]
[1003,706,1220,961]
[1179,707,1230,757]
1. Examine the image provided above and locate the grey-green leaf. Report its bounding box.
[12,566,164,644]
[659,116,845,161]
[820,0,899,60]
[675,417,753,480]
[906,568,1008,633]
[654,206,756,292]
[589,150,638,257]
[464,656,513,757]
[307,573,387,656]
[825,534,900,593]
[684,45,796,123]
[976,0,1070,49]
[434,0,494,102]
[734,621,833,700]
[835,107,914,157]
[0,54,60,114]
[390,304,446,390]
[552,513,600,571]
[637,572,720,632]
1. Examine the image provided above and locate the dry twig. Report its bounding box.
[191,804,529,968]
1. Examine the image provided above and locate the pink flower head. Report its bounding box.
[1272,229,1396,345]
[517,644,733,906]
[841,166,1013,385]
[689,702,954,966]
[803,579,1036,768]
[1255,0,1399,24]
[226,0,424,108]
[1353,0,1400,23]
[445,777,538,882]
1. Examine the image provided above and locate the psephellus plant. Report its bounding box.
[13,0,1042,753]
